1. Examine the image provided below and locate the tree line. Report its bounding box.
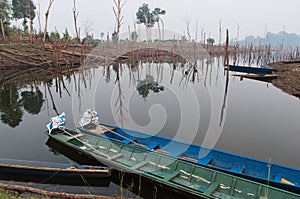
[0,0,169,43]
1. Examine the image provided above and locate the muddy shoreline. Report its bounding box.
[269,60,300,99]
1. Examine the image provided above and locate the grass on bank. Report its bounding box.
[0,189,40,199]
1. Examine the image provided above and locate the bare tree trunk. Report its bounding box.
[0,19,5,42]
[43,0,55,45]
[161,18,165,41]
[72,0,80,40]
[144,12,150,44]
[225,29,230,78]
[29,18,33,43]
[157,18,161,40]
[127,25,131,40]
[218,19,222,51]
[185,17,191,41]
[37,0,42,33]
[195,20,198,42]
[236,23,240,44]
[113,0,126,42]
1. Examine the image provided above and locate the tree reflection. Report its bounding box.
[0,85,23,128]
[137,75,164,98]
[21,87,44,115]
[113,62,126,126]
[0,84,45,128]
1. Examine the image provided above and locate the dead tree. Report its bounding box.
[43,0,55,45]
[29,17,34,43]
[72,0,80,40]
[113,0,126,42]
[218,19,222,51]
[0,19,5,42]
[37,0,42,33]
[195,20,198,42]
[185,17,191,41]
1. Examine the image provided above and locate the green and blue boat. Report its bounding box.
[45,122,300,199]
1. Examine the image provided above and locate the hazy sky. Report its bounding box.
[29,0,300,41]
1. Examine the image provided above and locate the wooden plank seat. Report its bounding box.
[203,182,219,195]
[67,133,84,141]
[87,125,115,135]
[131,160,148,170]
[109,153,123,161]
[164,171,180,181]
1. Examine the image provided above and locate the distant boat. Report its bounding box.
[228,65,279,74]
[0,158,112,186]
[233,73,277,83]
[45,127,300,199]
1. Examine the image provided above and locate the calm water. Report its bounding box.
[0,57,299,194]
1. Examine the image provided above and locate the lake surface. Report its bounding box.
[0,57,299,195]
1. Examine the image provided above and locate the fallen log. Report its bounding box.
[0,52,40,67]
[0,182,114,199]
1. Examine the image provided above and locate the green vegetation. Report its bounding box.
[136,3,166,28]
[207,37,215,46]
[62,28,71,40]
[12,0,36,32]
[0,1,168,43]
[136,4,155,28]
[0,0,11,34]
[0,189,39,199]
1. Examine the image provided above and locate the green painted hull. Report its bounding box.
[46,128,300,199]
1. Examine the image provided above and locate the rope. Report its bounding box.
[266,158,271,198]
[80,174,96,195]
[37,170,61,184]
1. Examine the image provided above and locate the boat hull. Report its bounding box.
[46,128,300,199]
[0,157,112,186]
[78,123,300,194]
[228,65,278,74]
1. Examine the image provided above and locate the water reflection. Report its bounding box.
[0,84,45,127]
[21,88,44,115]
[0,68,78,127]
[0,54,299,170]
[0,85,23,128]
[137,75,164,98]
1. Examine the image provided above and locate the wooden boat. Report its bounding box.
[0,157,112,186]
[233,74,277,83]
[228,65,279,74]
[78,123,300,194]
[45,127,300,199]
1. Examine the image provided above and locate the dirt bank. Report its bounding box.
[0,43,91,69]
[269,60,300,99]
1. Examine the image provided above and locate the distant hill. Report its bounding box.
[231,31,300,48]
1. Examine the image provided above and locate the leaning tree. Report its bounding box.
[152,7,166,40]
